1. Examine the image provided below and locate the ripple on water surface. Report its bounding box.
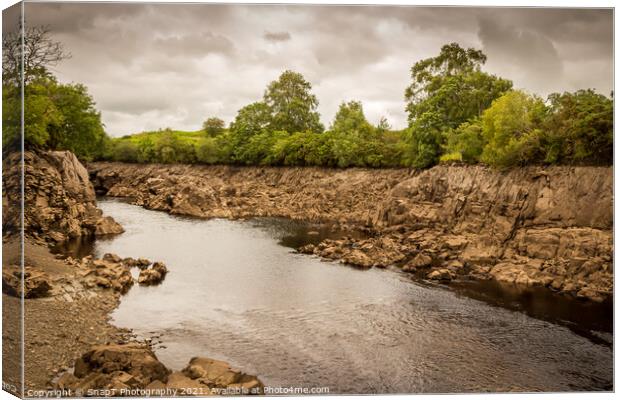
[83,198,612,393]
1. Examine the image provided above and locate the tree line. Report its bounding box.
[3,27,613,168]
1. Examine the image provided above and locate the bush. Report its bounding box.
[111,141,139,162]
[480,90,547,167]
[541,89,613,165]
[442,120,485,163]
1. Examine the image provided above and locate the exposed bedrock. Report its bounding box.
[2,151,124,244]
[88,162,612,302]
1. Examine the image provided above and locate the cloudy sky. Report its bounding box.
[4,2,614,136]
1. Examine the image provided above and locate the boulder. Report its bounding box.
[151,262,168,277]
[138,269,163,286]
[181,357,263,391]
[427,268,455,281]
[122,257,151,269]
[80,258,134,294]
[56,343,264,394]
[402,253,433,272]
[72,343,170,387]
[102,253,122,263]
[2,266,52,298]
[340,250,373,268]
[298,244,316,254]
[138,262,167,286]
[165,371,210,393]
[94,216,124,236]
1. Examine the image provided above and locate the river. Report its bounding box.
[66,198,613,393]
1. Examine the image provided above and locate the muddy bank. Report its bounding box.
[89,162,613,302]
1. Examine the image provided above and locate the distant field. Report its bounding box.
[116,129,214,144]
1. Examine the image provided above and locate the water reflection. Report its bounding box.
[53,198,613,393]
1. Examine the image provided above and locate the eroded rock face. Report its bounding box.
[2,151,124,244]
[89,162,612,302]
[56,343,263,395]
[89,162,412,226]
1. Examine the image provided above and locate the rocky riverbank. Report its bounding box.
[3,238,263,395]
[3,151,124,245]
[89,162,613,302]
[2,151,264,395]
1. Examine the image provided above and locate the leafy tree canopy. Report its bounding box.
[404,43,513,168]
[542,89,613,165]
[202,117,225,137]
[263,70,324,134]
[480,90,547,167]
[330,101,374,138]
[229,102,272,139]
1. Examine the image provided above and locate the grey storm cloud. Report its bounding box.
[264,31,291,42]
[8,3,613,136]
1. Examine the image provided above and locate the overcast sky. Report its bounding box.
[4,3,614,136]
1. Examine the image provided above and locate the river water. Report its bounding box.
[72,198,613,393]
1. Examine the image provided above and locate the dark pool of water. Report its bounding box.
[62,198,613,393]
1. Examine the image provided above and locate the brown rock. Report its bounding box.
[102,253,122,263]
[427,268,455,281]
[402,253,433,272]
[166,372,210,393]
[3,150,123,243]
[151,262,168,277]
[71,343,170,386]
[138,269,162,286]
[340,250,373,268]
[2,266,52,298]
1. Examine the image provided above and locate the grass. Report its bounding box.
[116,129,222,145]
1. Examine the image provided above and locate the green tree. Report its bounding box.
[202,117,225,137]
[47,82,108,160]
[480,90,547,167]
[229,102,272,162]
[330,101,375,138]
[404,43,512,168]
[541,89,613,165]
[2,25,108,160]
[263,70,324,133]
[376,116,391,133]
[3,78,61,151]
[229,102,271,139]
[111,141,139,162]
[195,137,220,164]
[441,120,485,164]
